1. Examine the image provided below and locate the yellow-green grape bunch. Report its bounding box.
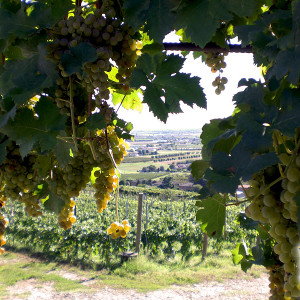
[245,143,300,299]
[0,214,8,254]
[0,195,7,209]
[205,51,228,95]
[107,220,130,239]
[93,168,118,213]
[47,1,141,113]
[1,144,43,217]
[93,126,128,212]
[212,76,228,95]
[52,142,95,200]
[268,265,285,299]
[58,198,76,230]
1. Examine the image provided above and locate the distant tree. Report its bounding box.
[159,176,174,189]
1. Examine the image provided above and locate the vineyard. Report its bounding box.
[0,0,299,299]
[3,189,252,265]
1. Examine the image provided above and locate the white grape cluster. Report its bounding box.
[205,52,228,95]
[1,143,43,217]
[47,0,141,121]
[245,150,300,299]
[93,126,128,213]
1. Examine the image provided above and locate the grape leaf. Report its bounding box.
[86,113,106,130]
[143,0,176,41]
[61,42,98,75]
[0,104,16,128]
[176,0,232,47]
[123,0,175,41]
[226,0,256,17]
[0,3,59,39]
[53,131,74,167]
[0,97,66,157]
[0,44,58,105]
[0,139,9,165]
[131,54,206,122]
[191,160,210,181]
[266,48,300,85]
[123,0,149,30]
[112,89,143,112]
[196,193,227,238]
[34,156,52,178]
[43,190,65,215]
[232,243,244,265]
[45,0,74,23]
[0,39,7,52]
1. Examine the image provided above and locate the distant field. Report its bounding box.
[120,172,167,181]
[120,161,172,173]
[123,156,153,163]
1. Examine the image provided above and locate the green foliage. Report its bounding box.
[0,96,66,157]
[131,53,206,122]
[196,194,227,238]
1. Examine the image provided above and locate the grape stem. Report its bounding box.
[240,182,249,199]
[258,223,273,240]
[69,77,78,152]
[115,180,119,223]
[116,91,128,113]
[87,93,97,160]
[226,176,283,207]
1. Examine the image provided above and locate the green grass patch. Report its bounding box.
[93,250,266,292]
[0,258,90,295]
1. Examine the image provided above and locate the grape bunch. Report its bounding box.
[0,195,6,209]
[47,0,141,120]
[107,220,131,239]
[245,135,300,299]
[0,143,43,217]
[92,126,128,213]
[268,265,285,299]
[205,52,228,95]
[0,214,8,254]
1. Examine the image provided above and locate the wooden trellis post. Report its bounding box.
[135,193,143,253]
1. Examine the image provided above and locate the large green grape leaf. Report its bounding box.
[53,131,74,167]
[0,44,58,105]
[205,144,279,194]
[0,97,66,157]
[0,3,57,39]
[176,0,233,48]
[191,160,209,181]
[131,54,206,122]
[123,0,176,41]
[196,194,227,238]
[86,113,106,130]
[266,48,300,85]
[41,182,65,215]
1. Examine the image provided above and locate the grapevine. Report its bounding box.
[0,1,299,299]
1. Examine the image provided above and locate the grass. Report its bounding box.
[0,248,267,296]
[0,252,91,297]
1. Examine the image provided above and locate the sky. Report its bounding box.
[116,37,263,132]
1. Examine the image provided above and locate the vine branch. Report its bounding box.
[163,42,253,53]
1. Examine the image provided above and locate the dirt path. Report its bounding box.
[2,252,270,300]
[7,275,270,300]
